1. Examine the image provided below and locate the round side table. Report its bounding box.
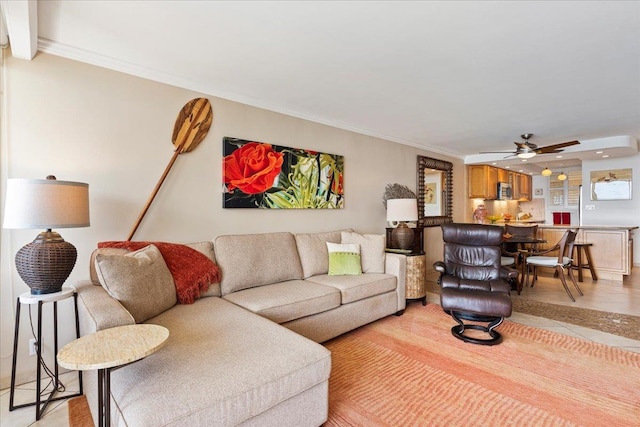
[57,324,169,427]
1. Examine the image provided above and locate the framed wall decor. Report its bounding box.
[590,168,632,201]
[417,156,453,227]
[223,137,344,209]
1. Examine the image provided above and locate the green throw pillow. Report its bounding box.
[327,242,362,276]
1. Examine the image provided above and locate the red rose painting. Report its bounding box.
[223,137,344,209]
[224,142,284,194]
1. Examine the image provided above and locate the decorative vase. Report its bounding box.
[473,204,488,224]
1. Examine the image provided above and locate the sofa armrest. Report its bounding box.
[73,280,135,336]
[384,253,407,311]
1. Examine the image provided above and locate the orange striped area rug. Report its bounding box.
[323,303,640,426]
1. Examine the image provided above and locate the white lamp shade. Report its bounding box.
[3,178,90,229]
[517,151,536,159]
[387,198,418,222]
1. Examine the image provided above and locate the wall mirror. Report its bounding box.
[417,155,453,227]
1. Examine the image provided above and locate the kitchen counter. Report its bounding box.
[538,225,638,231]
[535,226,636,281]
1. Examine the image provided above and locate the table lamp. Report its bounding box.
[3,176,90,294]
[387,198,418,250]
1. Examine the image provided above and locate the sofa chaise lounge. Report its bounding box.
[75,229,407,426]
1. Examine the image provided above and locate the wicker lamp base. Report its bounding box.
[15,231,77,295]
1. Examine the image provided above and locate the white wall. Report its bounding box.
[582,155,640,265]
[0,52,464,387]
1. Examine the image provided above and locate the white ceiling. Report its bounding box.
[3,1,640,172]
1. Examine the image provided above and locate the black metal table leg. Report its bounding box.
[9,297,21,411]
[36,301,43,420]
[98,369,104,427]
[73,293,84,395]
[97,368,111,427]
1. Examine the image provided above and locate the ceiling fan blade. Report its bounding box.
[535,140,580,154]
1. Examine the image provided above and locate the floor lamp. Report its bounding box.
[3,176,90,294]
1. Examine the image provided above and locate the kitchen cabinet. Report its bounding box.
[468,165,497,199]
[513,172,532,201]
[497,168,509,183]
[467,165,531,200]
[537,226,636,281]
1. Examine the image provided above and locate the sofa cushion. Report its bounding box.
[94,245,177,323]
[294,230,344,278]
[89,241,221,297]
[215,232,304,295]
[109,297,331,426]
[327,242,362,276]
[341,231,386,273]
[306,273,397,304]
[223,280,341,324]
[89,248,128,284]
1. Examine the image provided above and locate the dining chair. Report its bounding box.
[524,229,583,302]
[502,224,538,294]
[501,247,521,293]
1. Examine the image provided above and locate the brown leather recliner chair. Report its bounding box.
[434,223,515,345]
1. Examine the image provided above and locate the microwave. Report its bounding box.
[497,182,512,200]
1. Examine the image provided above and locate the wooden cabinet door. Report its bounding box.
[468,165,487,198]
[468,165,497,199]
[487,166,498,199]
[497,168,509,184]
[512,172,521,199]
[520,174,532,200]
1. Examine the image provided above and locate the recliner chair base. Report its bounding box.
[449,311,504,345]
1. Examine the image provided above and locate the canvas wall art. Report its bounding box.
[223,137,344,209]
[590,168,632,201]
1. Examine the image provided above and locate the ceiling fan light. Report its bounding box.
[517,151,536,159]
[558,172,567,181]
[541,167,552,176]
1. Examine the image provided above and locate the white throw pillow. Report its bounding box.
[95,245,177,323]
[341,231,386,273]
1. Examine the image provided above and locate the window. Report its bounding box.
[549,170,582,207]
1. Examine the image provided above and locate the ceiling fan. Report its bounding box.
[480,133,580,159]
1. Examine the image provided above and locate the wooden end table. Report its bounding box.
[57,324,169,427]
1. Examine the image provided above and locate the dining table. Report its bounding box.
[501,235,547,293]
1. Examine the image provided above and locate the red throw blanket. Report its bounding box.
[98,241,221,304]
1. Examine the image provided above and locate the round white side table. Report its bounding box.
[58,324,169,427]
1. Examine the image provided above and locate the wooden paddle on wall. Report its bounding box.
[127,98,213,241]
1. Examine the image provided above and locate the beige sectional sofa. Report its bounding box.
[75,229,407,426]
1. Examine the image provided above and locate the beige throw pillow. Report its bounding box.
[95,245,177,323]
[341,231,386,273]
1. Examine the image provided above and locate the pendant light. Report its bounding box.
[541,167,552,177]
[557,172,567,181]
